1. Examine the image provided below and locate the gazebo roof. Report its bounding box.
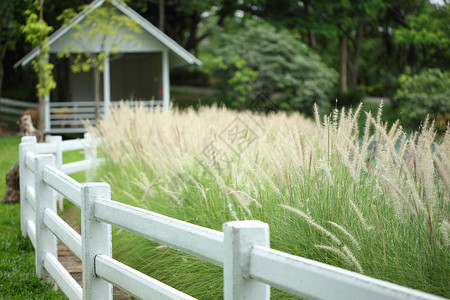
[15,0,201,69]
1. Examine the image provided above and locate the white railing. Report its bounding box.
[49,100,163,134]
[18,136,445,300]
[0,98,163,133]
[0,98,39,126]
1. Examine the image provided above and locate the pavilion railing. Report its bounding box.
[49,100,164,134]
[0,98,164,134]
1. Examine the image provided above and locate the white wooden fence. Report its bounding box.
[18,136,445,300]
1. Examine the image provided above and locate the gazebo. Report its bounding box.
[15,0,201,134]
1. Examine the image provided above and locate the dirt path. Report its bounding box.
[59,206,132,299]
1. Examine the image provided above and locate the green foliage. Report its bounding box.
[0,0,33,51]
[202,21,337,114]
[203,54,258,105]
[394,68,450,131]
[21,1,56,100]
[336,88,366,108]
[394,3,450,49]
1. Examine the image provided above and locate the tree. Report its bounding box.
[58,0,142,119]
[394,1,450,74]
[0,0,33,98]
[128,0,237,54]
[21,0,56,133]
[203,21,337,114]
[238,0,385,95]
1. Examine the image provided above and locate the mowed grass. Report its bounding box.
[87,103,449,299]
[0,204,67,299]
[0,134,66,299]
[0,135,20,197]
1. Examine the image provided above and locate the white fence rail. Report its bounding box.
[18,136,445,300]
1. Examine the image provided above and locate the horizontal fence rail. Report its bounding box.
[43,165,82,208]
[95,197,225,266]
[44,252,83,300]
[95,255,195,300]
[44,209,82,260]
[18,136,446,300]
[248,246,443,300]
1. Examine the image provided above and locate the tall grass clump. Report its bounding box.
[86,102,449,299]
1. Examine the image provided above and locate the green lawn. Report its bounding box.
[0,134,66,299]
[0,135,20,197]
[0,204,66,299]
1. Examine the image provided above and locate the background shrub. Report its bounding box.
[201,21,338,115]
[394,69,450,131]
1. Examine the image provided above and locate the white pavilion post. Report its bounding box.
[44,56,51,133]
[162,49,170,112]
[103,53,111,119]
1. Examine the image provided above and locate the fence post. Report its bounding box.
[19,136,37,238]
[84,133,97,182]
[35,154,57,279]
[223,221,270,300]
[81,183,112,300]
[45,135,63,210]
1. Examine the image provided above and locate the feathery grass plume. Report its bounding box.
[328,221,361,250]
[314,103,321,128]
[342,245,364,273]
[314,245,353,267]
[435,128,450,196]
[281,204,342,245]
[440,220,450,247]
[349,200,374,231]
[376,100,384,125]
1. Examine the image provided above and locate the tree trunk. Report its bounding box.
[0,57,4,99]
[185,13,201,52]
[308,30,317,49]
[94,66,100,120]
[0,38,8,98]
[349,24,363,89]
[304,1,316,49]
[339,35,348,95]
[159,0,165,31]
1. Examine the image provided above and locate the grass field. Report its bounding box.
[0,133,87,299]
[87,103,449,299]
[0,134,66,299]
